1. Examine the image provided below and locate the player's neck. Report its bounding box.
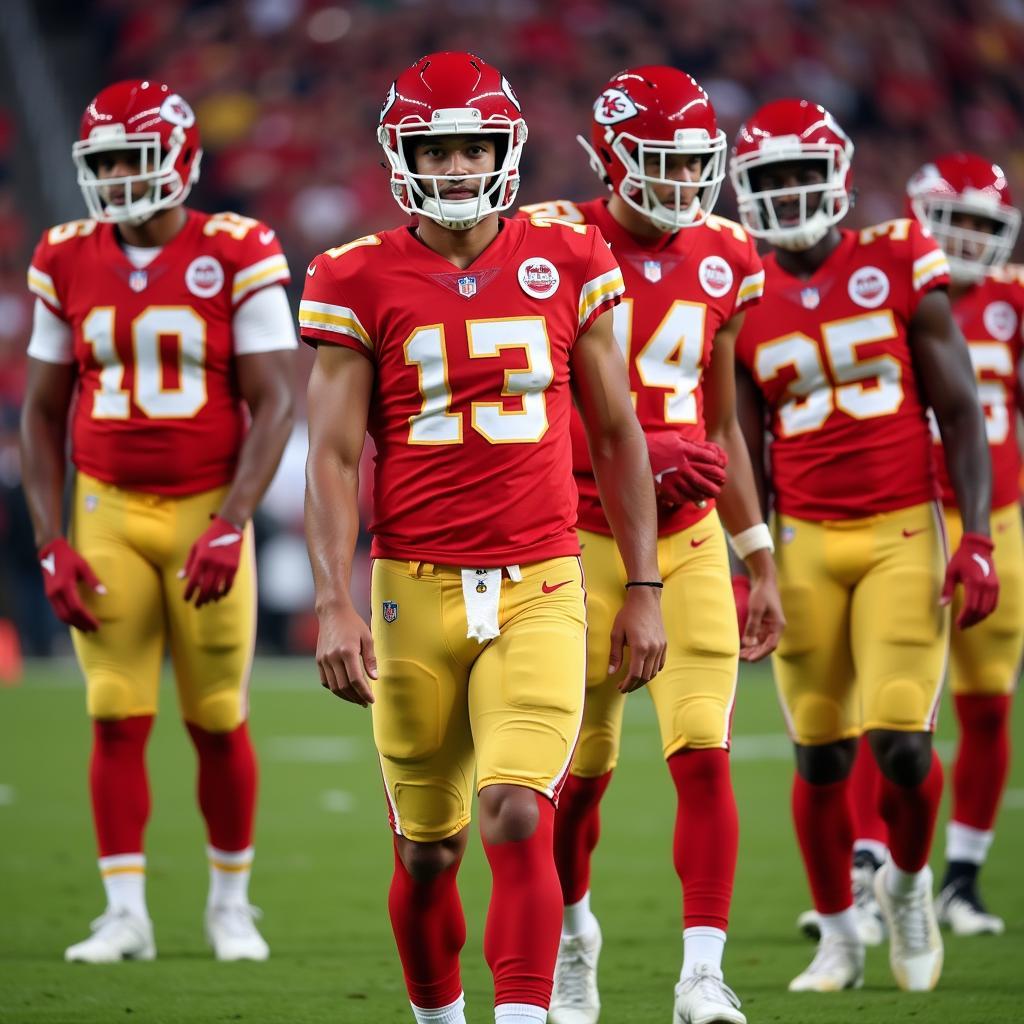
[772,227,843,278]
[115,206,188,249]
[606,195,670,242]
[415,213,500,270]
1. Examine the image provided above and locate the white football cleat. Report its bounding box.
[935,880,1005,936]
[549,922,601,1024]
[65,908,156,963]
[204,904,269,961]
[673,964,745,1024]
[874,863,942,991]
[850,855,886,946]
[788,934,864,992]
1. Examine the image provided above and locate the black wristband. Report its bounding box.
[625,580,664,589]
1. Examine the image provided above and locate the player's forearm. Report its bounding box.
[19,406,67,548]
[304,452,362,611]
[590,422,660,581]
[937,404,992,535]
[218,392,294,527]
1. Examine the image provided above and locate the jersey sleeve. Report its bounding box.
[733,234,765,315]
[232,285,298,355]
[223,219,291,308]
[577,226,625,336]
[908,219,951,308]
[26,230,66,320]
[298,245,378,359]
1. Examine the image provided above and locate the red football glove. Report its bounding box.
[941,532,999,629]
[732,574,751,637]
[180,516,245,608]
[647,434,728,508]
[38,538,105,632]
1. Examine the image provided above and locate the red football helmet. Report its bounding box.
[730,98,853,250]
[378,52,527,230]
[72,79,202,225]
[907,152,1021,283]
[580,66,725,231]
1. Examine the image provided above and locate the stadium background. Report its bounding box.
[1,0,1024,659]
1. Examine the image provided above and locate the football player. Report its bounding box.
[730,100,998,993]
[20,81,296,962]
[301,53,666,1024]
[839,154,1022,937]
[520,66,785,1024]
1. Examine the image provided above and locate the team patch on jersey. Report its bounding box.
[982,300,1018,342]
[848,265,890,308]
[594,87,639,126]
[781,525,796,544]
[159,94,196,129]
[382,600,398,623]
[800,286,820,309]
[518,257,560,299]
[698,255,733,298]
[185,256,225,299]
[128,270,148,293]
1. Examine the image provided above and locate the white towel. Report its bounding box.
[462,568,502,642]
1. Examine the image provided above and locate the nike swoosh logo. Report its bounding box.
[209,533,242,548]
[307,264,317,277]
[542,580,571,594]
[901,528,926,538]
[690,536,711,548]
[259,229,276,245]
[40,553,56,576]
[971,553,991,577]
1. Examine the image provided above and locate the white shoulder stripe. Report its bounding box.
[737,269,765,300]
[27,266,60,308]
[578,268,625,326]
[298,299,372,349]
[233,254,290,303]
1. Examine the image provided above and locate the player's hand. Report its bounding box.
[941,532,999,629]
[647,434,728,508]
[38,537,106,632]
[608,586,667,693]
[740,571,785,661]
[180,516,244,608]
[316,604,378,707]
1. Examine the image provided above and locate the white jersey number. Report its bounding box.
[82,306,207,420]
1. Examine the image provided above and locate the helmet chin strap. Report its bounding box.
[420,193,495,231]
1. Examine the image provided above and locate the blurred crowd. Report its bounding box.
[3,0,1024,658]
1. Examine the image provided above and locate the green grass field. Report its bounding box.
[1,658,1021,1024]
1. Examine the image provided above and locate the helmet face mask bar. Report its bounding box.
[580,67,726,233]
[73,81,202,227]
[378,55,528,231]
[907,154,1021,284]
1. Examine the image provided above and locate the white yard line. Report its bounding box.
[0,784,15,805]
[265,736,360,762]
[320,790,354,813]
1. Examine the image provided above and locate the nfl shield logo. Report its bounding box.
[129,270,148,293]
[643,260,662,283]
[458,275,477,298]
[800,287,819,309]
[382,600,398,623]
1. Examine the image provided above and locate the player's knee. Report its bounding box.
[670,697,729,750]
[478,784,544,844]
[187,691,244,733]
[868,729,931,786]
[794,738,857,784]
[789,693,846,746]
[87,674,152,720]
[397,833,466,882]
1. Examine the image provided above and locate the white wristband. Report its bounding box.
[728,523,774,560]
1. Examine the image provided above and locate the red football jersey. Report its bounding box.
[27,210,291,495]
[734,219,950,520]
[299,217,624,564]
[934,266,1024,510]
[522,199,765,536]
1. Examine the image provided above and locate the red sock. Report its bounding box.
[850,733,887,847]
[185,721,257,851]
[553,770,613,905]
[668,749,738,930]
[953,694,1011,831]
[388,842,466,1010]
[879,750,943,872]
[792,774,854,913]
[483,793,561,1009]
[90,716,153,856]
